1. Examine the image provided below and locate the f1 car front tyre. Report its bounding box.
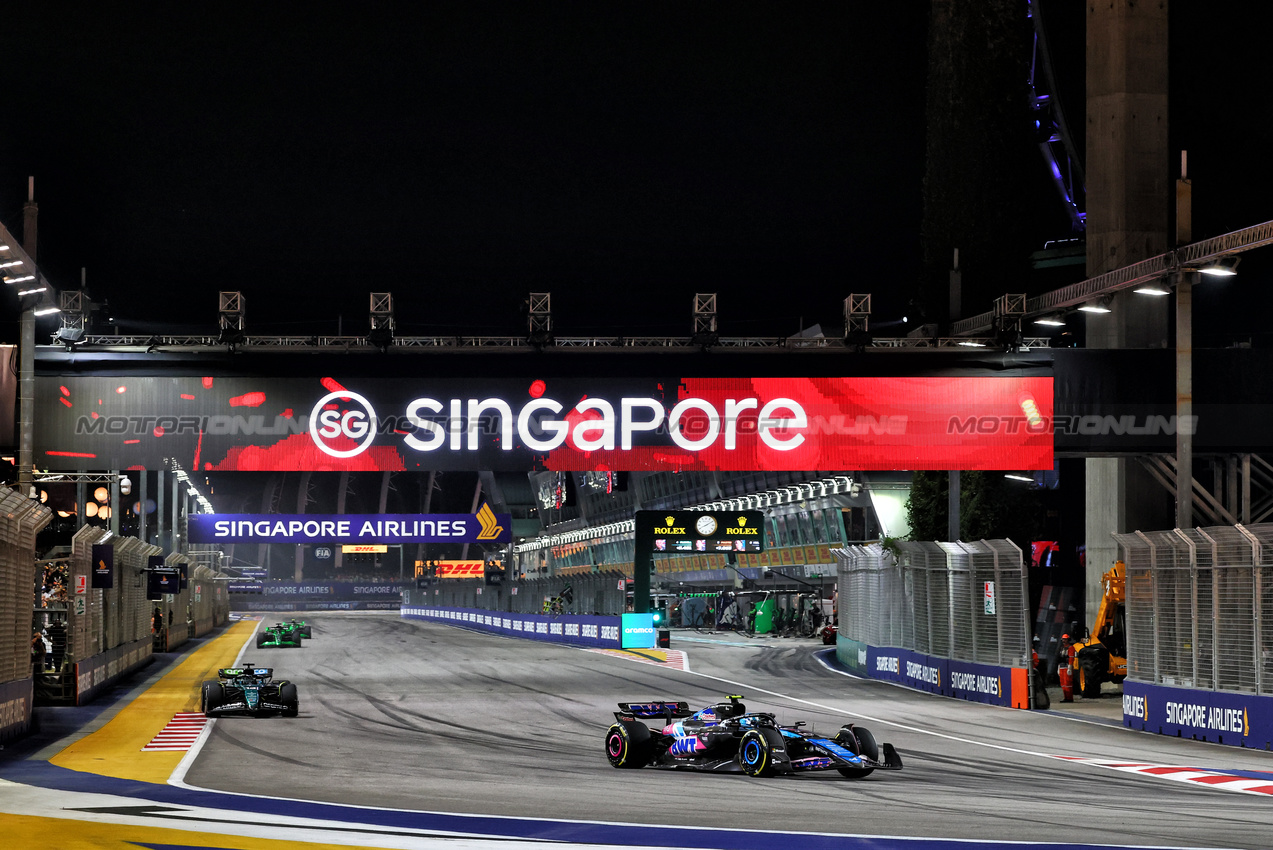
[835,725,878,778]
[604,721,651,768]
[280,682,299,717]
[738,728,784,777]
[201,682,223,714]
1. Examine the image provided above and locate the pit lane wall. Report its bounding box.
[35,527,230,708]
[833,540,1034,710]
[400,602,658,650]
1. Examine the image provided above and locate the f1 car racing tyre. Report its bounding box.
[834,725,877,779]
[201,682,223,714]
[1077,645,1108,697]
[604,721,651,768]
[738,728,784,777]
[256,632,266,648]
[280,682,299,717]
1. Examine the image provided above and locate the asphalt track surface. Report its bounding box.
[174,612,1273,849]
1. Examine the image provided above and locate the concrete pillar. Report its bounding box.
[1083,0,1171,625]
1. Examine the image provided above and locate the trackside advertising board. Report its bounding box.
[228,581,403,611]
[401,606,657,650]
[0,678,33,745]
[34,375,1053,472]
[1123,680,1273,749]
[189,506,511,544]
[836,642,1028,709]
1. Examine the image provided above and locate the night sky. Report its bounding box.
[3,4,1271,343]
[1,4,931,341]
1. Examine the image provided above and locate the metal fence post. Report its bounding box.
[1237,524,1262,695]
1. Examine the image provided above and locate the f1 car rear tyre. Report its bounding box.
[834,725,877,778]
[280,682,299,717]
[201,682,223,714]
[256,632,266,648]
[1077,645,1108,697]
[738,728,783,777]
[604,721,651,768]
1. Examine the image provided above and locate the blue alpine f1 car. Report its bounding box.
[604,694,902,778]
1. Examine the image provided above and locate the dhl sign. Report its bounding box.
[435,561,485,579]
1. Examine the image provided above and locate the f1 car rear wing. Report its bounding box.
[219,666,273,679]
[618,700,692,719]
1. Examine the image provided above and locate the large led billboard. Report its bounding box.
[34,375,1053,472]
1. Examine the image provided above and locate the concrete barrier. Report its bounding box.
[401,605,657,650]
[836,638,1029,709]
[1123,680,1273,750]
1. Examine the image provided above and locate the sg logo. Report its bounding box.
[309,390,378,458]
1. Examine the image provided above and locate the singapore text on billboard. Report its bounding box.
[35,376,1053,472]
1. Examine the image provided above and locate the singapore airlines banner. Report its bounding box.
[33,375,1053,472]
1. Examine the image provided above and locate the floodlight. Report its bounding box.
[1199,255,1240,276]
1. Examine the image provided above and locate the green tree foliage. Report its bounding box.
[906,471,949,542]
[905,470,1044,546]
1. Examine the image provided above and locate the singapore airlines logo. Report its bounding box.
[476,503,504,540]
[310,390,378,458]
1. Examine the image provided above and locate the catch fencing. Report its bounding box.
[1114,524,1273,695]
[834,540,1033,708]
[835,540,1030,667]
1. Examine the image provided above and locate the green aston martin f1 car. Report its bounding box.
[256,621,304,648]
[202,664,299,717]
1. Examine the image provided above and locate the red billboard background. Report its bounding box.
[33,374,1053,472]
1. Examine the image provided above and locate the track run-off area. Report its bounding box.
[2,612,1273,850]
